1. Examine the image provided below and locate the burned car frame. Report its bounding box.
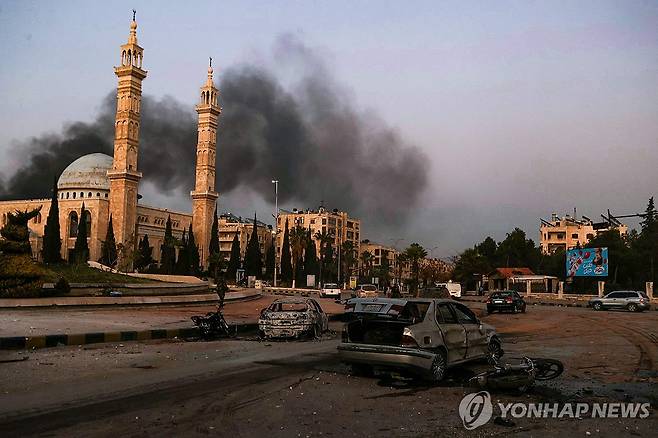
[338,298,503,381]
[258,297,329,339]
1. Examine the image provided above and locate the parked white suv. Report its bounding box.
[320,283,342,298]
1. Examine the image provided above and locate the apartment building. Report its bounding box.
[539,213,628,254]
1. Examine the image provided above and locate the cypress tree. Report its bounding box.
[244,213,263,278]
[280,218,293,284]
[99,215,118,267]
[208,205,220,274]
[294,253,306,287]
[175,229,189,275]
[227,233,241,281]
[134,234,154,271]
[160,215,176,274]
[265,241,275,281]
[304,228,319,280]
[72,202,89,264]
[42,177,61,263]
[188,223,200,276]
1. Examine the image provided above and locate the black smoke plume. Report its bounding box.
[0,36,429,227]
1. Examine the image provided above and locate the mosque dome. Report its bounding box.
[57,153,113,191]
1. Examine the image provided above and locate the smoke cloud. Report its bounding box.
[0,36,429,227]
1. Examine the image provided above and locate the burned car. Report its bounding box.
[258,297,329,339]
[338,298,502,382]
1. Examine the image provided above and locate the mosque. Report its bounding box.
[0,15,228,268]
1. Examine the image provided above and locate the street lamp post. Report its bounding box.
[271,180,279,287]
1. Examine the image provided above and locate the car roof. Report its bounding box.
[348,297,455,305]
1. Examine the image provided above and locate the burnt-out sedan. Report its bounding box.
[258,297,329,339]
[338,298,502,382]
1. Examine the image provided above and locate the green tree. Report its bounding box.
[208,205,220,275]
[226,233,241,282]
[290,225,307,286]
[340,240,357,284]
[314,230,334,284]
[187,223,200,276]
[476,236,497,264]
[360,250,373,282]
[72,203,89,264]
[452,247,491,289]
[175,229,189,275]
[99,215,118,268]
[265,241,275,281]
[403,243,428,296]
[244,214,263,278]
[42,177,61,264]
[160,215,176,274]
[495,228,541,270]
[280,219,293,284]
[304,228,319,282]
[134,234,154,272]
[374,250,392,289]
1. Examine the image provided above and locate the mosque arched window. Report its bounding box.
[69,211,79,237]
[88,192,92,198]
[96,192,100,197]
[72,192,76,199]
[80,192,84,198]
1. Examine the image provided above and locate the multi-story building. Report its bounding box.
[276,206,361,260]
[539,213,628,254]
[218,213,273,262]
[359,240,413,283]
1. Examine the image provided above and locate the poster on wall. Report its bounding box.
[566,247,608,277]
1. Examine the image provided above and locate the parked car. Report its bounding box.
[435,282,462,298]
[354,284,379,298]
[320,283,342,298]
[338,298,503,382]
[258,297,329,339]
[588,291,651,312]
[486,290,527,314]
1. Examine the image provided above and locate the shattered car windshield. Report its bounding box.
[269,302,309,312]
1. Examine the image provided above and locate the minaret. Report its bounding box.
[191,58,221,268]
[107,11,147,261]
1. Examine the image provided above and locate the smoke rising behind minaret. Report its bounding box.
[0,36,429,228]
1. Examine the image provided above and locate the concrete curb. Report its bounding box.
[0,322,261,350]
[0,290,261,309]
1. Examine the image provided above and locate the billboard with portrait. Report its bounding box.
[566,247,608,277]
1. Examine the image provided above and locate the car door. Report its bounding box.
[451,302,488,359]
[435,302,467,364]
[310,299,328,331]
[603,292,622,308]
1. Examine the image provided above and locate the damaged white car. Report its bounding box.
[258,297,329,339]
[338,298,502,382]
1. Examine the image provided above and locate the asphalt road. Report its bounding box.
[0,302,656,437]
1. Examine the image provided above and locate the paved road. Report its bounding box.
[0,302,656,437]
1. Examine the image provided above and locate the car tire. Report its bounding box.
[627,303,638,312]
[487,339,503,365]
[426,350,447,383]
[593,302,603,311]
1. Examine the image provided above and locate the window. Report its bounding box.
[105,193,108,198]
[72,192,76,199]
[436,304,458,324]
[606,292,622,299]
[88,192,92,198]
[452,303,478,324]
[587,233,594,240]
[571,233,578,239]
[96,192,100,197]
[69,211,79,237]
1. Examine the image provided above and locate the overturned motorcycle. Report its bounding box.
[191,309,235,340]
[470,357,564,393]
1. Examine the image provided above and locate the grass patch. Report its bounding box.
[44,264,155,284]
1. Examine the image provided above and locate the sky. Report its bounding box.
[1,0,657,258]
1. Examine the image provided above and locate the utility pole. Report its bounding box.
[271,179,279,287]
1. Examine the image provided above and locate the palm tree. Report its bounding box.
[341,240,357,284]
[314,230,335,284]
[360,250,373,282]
[403,243,428,296]
[290,225,307,286]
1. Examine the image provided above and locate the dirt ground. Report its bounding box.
[0,301,656,437]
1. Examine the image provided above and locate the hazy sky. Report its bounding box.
[1,0,657,257]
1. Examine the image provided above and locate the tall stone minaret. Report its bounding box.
[191,59,221,268]
[108,11,147,263]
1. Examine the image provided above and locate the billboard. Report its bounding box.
[566,247,608,277]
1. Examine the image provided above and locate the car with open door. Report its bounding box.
[338,298,502,382]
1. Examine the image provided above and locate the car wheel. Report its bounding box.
[350,363,374,377]
[593,302,603,311]
[426,350,447,383]
[487,339,503,365]
[627,303,638,312]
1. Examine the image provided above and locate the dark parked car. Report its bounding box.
[486,290,527,314]
[588,291,651,312]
